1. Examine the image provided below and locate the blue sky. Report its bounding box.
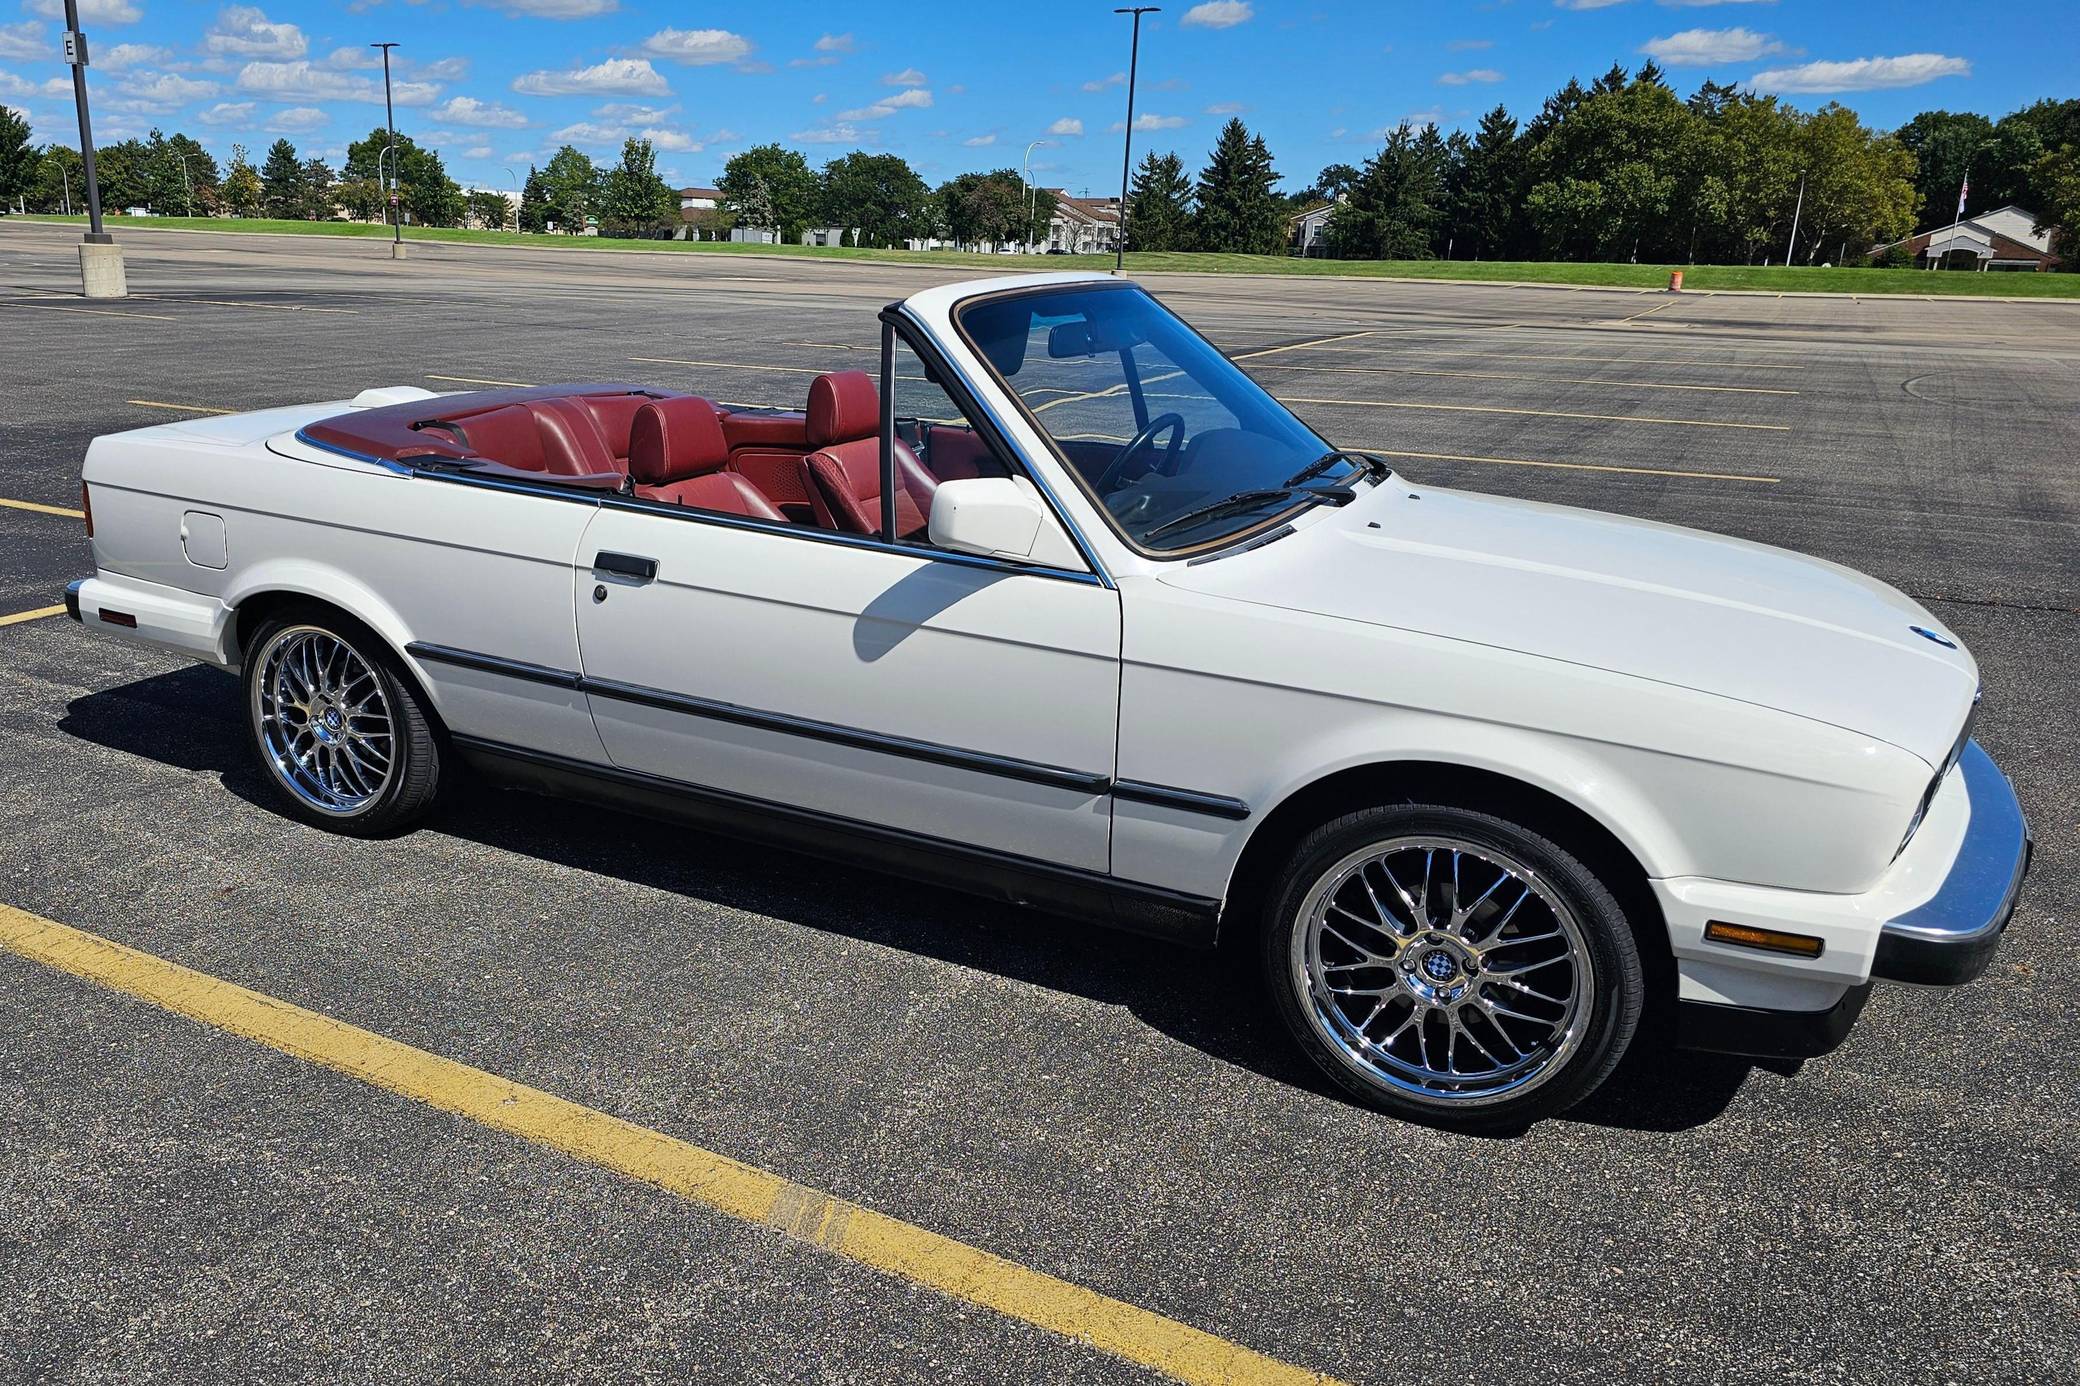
[0,1,2067,197]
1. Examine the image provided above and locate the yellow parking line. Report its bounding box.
[1254,362,1798,396]
[1618,300,1680,323]
[1293,342,1809,370]
[1230,330,1372,361]
[0,904,1340,1386]
[130,294,359,314]
[630,356,827,376]
[0,605,66,627]
[0,301,179,322]
[128,399,236,414]
[1362,446,1778,484]
[0,496,85,519]
[427,373,536,387]
[1287,396,1791,431]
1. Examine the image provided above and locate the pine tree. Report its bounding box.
[0,106,33,212]
[1327,123,1446,260]
[299,157,333,220]
[1126,150,1194,250]
[1446,105,1524,260]
[1192,118,1284,254]
[518,166,548,232]
[260,138,303,218]
[1592,62,1631,96]
[1636,59,1671,91]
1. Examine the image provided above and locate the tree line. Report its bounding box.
[1126,66,2078,267]
[5,66,2076,263]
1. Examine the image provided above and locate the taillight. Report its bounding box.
[81,482,93,539]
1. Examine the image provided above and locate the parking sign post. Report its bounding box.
[62,0,125,297]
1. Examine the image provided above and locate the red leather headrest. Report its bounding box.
[807,370,879,446]
[629,397,729,486]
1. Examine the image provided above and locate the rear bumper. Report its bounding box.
[1870,741,2031,985]
[67,571,236,666]
[1677,982,1872,1060]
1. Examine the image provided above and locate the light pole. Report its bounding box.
[1784,170,1805,268]
[371,41,404,257]
[45,158,72,216]
[1112,7,1159,272]
[61,0,124,295]
[175,151,194,217]
[1022,138,1052,251]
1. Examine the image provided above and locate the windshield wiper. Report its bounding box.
[1285,449,1394,489]
[1145,485,1349,543]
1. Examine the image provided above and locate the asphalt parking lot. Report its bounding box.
[1,221,2076,1384]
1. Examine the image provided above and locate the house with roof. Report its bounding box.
[1045,193,1121,255]
[1874,205,2061,272]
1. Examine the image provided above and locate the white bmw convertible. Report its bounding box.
[68,271,2030,1129]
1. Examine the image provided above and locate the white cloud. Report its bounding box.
[1180,1,1253,27]
[550,121,628,146]
[0,68,70,101]
[962,133,995,146]
[419,57,471,81]
[265,106,328,132]
[0,22,46,61]
[1749,52,1969,92]
[640,126,699,152]
[464,145,492,159]
[25,0,140,23]
[238,60,441,106]
[114,72,221,111]
[1553,0,1630,9]
[1110,112,1187,132]
[837,87,932,121]
[100,42,174,70]
[326,46,380,70]
[513,58,668,97]
[1642,27,1785,65]
[1082,72,1125,92]
[641,28,752,67]
[196,101,254,126]
[205,6,308,61]
[883,66,926,87]
[475,0,619,15]
[1048,116,1083,136]
[1204,101,1246,114]
[594,101,675,123]
[1438,68,1504,85]
[790,122,866,144]
[814,33,853,53]
[1658,0,1778,6]
[434,96,528,128]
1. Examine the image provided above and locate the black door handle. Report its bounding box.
[594,551,658,583]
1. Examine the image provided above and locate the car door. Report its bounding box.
[571,508,1120,872]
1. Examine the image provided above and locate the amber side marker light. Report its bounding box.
[1704,920,1825,959]
[99,610,137,629]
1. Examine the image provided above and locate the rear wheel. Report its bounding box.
[242,613,442,835]
[1261,803,1643,1131]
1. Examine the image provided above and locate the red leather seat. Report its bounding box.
[798,371,938,538]
[455,400,619,476]
[629,397,785,520]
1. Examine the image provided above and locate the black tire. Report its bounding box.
[1260,802,1643,1132]
[241,607,443,836]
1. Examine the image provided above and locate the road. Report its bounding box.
[1,221,2075,1385]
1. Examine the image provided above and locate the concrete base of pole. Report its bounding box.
[390,242,408,260]
[79,241,128,299]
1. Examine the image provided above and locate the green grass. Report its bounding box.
[11,213,2078,298]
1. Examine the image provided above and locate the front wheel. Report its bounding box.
[1261,804,1643,1131]
[242,612,443,836]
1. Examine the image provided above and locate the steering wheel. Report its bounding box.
[1096,412,1186,492]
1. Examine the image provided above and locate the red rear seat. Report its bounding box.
[630,397,785,520]
[450,393,660,477]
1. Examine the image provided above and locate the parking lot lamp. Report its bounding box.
[1111,7,1158,272]
[176,151,194,217]
[371,41,404,256]
[1023,138,1052,250]
[45,158,71,216]
[61,0,123,295]
[1784,170,1805,268]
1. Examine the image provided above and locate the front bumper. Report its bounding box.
[1870,740,2031,985]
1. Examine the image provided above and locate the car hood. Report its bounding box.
[1158,482,1979,766]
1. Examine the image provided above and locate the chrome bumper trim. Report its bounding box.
[1873,741,2031,986]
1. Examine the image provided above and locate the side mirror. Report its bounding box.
[927,478,1049,562]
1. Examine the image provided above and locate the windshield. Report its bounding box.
[955,283,1371,554]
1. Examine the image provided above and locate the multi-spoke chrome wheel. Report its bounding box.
[1291,836,1596,1108]
[251,625,396,816]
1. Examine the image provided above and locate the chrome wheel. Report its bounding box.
[251,625,395,817]
[1292,837,1595,1107]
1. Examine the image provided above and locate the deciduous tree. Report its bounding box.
[718,143,818,241]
